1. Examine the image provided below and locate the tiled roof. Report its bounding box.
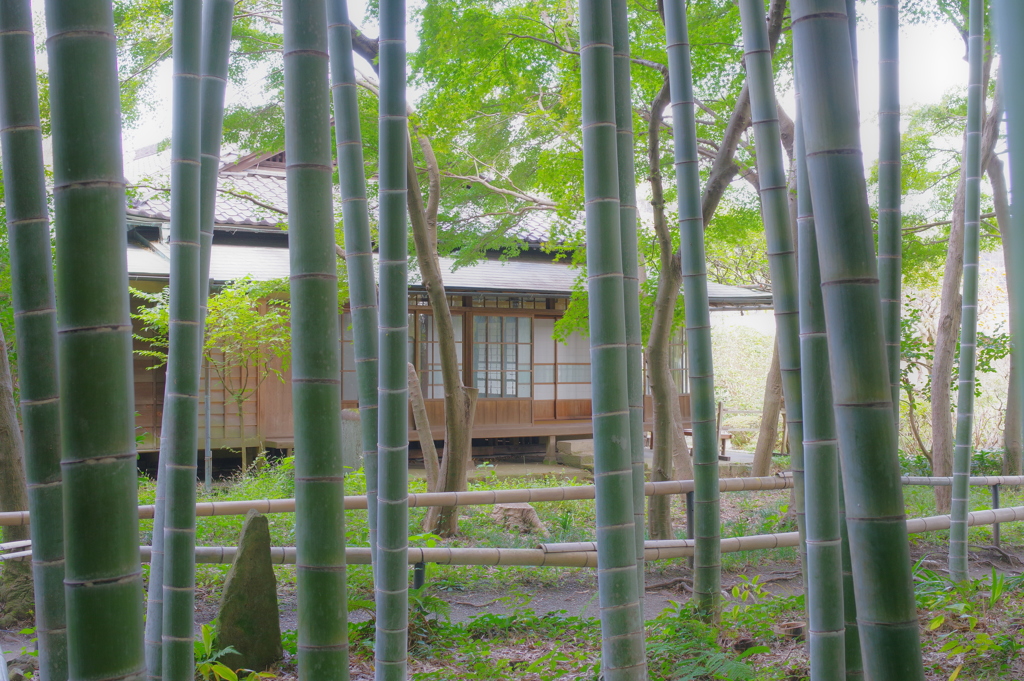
[126,242,772,308]
[127,147,289,229]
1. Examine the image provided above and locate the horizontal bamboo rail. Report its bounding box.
[1,474,1020,530]
[901,476,1024,487]
[0,475,795,526]
[4,506,1020,567]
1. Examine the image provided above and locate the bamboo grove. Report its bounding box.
[0,0,1019,680]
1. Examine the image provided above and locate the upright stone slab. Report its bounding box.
[217,510,282,670]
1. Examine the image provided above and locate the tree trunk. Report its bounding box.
[930,53,997,513]
[751,343,783,476]
[406,132,479,537]
[0,324,32,626]
[408,362,440,493]
[989,154,1024,475]
[646,73,684,540]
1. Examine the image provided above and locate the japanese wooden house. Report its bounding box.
[125,147,773,460]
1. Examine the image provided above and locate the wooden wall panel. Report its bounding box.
[534,400,555,421]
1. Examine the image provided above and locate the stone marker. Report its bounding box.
[217,510,282,671]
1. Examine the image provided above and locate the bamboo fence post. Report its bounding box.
[0,1,66,678]
[44,0,147,679]
[791,0,926,677]
[578,0,647,675]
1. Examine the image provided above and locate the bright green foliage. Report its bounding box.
[132,278,291,424]
[0,1,65,678]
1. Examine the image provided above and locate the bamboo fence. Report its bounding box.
[2,475,1024,527]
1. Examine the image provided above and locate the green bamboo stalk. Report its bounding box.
[796,106,846,680]
[156,0,205,678]
[328,0,379,569]
[43,1,146,681]
[878,0,901,423]
[948,0,984,583]
[578,1,646,675]
[199,0,234,310]
[663,0,721,621]
[609,0,645,603]
[993,4,1024,510]
[0,3,66,679]
[282,0,349,676]
[375,0,409,677]
[738,0,806,584]
[791,1,926,678]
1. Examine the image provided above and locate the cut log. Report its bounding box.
[491,503,549,536]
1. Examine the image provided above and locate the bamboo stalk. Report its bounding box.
[663,0,721,621]
[738,0,806,590]
[878,0,901,420]
[375,0,410,676]
[791,1,925,677]
[282,0,350,676]
[578,0,646,674]
[0,1,66,678]
[993,1,1024,510]
[949,0,984,584]
[152,0,206,678]
[795,104,848,679]
[609,0,646,604]
[327,0,380,569]
[43,0,146,679]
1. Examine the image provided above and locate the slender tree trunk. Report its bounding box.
[931,52,997,513]
[751,343,782,476]
[0,324,32,626]
[989,155,1023,475]
[0,343,23,502]
[406,133,479,537]
[647,73,684,540]
[408,363,440,494]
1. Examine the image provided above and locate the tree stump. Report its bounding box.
[491,503,549,536]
